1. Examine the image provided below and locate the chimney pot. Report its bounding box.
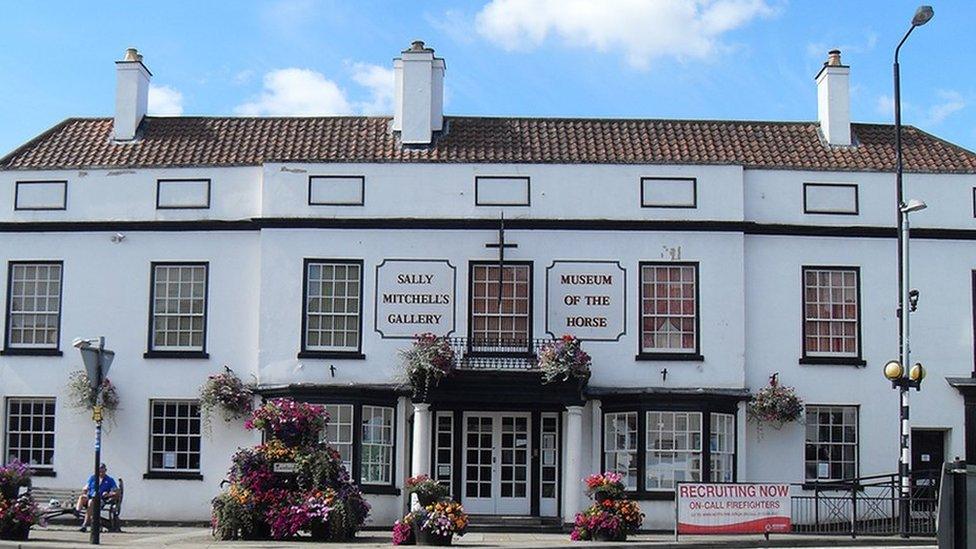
[410,40,427,51]
[827,49,842,66]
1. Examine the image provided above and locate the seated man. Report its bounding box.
[76,463,118,532]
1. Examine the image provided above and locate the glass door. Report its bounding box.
[462,412,532,515]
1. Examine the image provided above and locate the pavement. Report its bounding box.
[0,525,937,549]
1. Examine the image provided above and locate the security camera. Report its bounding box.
[909,289,920,312]
[111,233,126,243]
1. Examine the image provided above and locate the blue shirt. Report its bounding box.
[86,474,117,498]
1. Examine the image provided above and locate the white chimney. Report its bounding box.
[113,48,152,141]
[393,41,445,145]
[815,49,851,146]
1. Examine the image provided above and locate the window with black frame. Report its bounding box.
[603,407,736,496]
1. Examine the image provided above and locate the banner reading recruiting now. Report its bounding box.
[676,483,792,534]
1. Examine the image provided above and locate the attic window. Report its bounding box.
[803,183,858,215]
[308,176,365,206]
[156,179,211,209]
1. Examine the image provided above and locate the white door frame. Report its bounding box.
[461,411,532,515]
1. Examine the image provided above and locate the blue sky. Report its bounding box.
[1,1,973,157]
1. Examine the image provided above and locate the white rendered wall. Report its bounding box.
[0,231,260,521]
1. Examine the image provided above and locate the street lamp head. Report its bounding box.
[901,198,927,213]
[884,360,904,381]
[910,362,926,382]
[912,5,934,27]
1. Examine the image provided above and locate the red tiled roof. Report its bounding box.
[2,116,975,173]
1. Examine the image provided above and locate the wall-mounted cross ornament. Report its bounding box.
[484,213,517,303]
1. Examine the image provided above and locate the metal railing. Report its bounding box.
[790,472,937,537]
[444,337,553,371]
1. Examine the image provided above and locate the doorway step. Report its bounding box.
[466,515,562,533]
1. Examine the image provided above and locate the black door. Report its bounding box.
[910,429,945,507]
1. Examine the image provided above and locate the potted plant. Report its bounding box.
[748,373,804,431]
[583,471,625,502]
[538,335,592,386]
[0,461,42,541]
[245,398,327,447]
[570,471,643,542]
[406,475,449,507]
[199,366,254,430]
[399,333,455,400]
[212,398,371,541]
[400,500,468,546]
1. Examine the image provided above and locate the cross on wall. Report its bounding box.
[484,213,517,303]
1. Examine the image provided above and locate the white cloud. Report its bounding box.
[148,84,184,116]
[350,63,395,114]
[234,64,395,116]
[924,90,965,126]
[875,94,894,117]
[235,68,352,116]
[474,0,774,69]
[874,90,965,128]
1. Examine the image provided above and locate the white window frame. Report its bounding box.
[709,413,735,482]
[322,403,354,471]
[5,262,63,351]
[149,263,208,353]
[4,397,56,470]
[802,267,860,359]
[603,411,638,491]
[805,405,858,482]
[148,400,202,473]
[303,260,363,353]
[639,263,698,355]
[360,405,394,485]
[645,411,702,490]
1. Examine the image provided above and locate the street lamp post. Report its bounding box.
[74,337,115,545]
[891,5,933,538]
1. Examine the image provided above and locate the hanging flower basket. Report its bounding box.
[399,333,455,400]
[748,374,804,429]
[406,475,450,507]
[199,367,254,430]
[65,371,120,418]
[538,335,591,386]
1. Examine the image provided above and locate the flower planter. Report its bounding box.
[0,524,30,541]
[593,530,626,542]
[414,526,452,546]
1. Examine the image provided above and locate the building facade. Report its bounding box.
[2,44,976,528]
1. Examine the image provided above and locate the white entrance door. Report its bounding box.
[462,412,531,515]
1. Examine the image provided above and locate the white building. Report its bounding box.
[2,43,976,529]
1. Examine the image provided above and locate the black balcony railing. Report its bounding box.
[445,337,553,371]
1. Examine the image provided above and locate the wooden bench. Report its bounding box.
[30,479,124,532]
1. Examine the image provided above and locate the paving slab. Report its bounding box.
[0,526,937,549]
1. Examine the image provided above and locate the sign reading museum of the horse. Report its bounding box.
[545,261,626,341]
[375,259,456,339]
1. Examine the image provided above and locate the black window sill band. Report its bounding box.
[143,351,210,359]
[798,357,867,367]
[0,348,63,356]
[297,351,367,360]
[360,485,401,496]
[29,469,57,477]
[635,353,705,362]
[143,471,204,481]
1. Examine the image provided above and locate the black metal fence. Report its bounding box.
[445,337,552,370]
[790,472,937,537]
